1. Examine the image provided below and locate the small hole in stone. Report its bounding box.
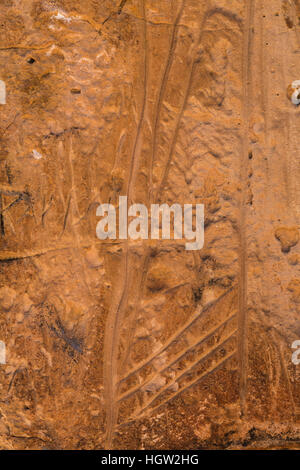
[27,58,35,64]
[71,88,81,94]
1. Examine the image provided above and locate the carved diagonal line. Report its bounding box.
[119,285,237,384]
[142,350,237,419]
[118,350,236,428]
[135,330,237,418]
[118,310,237,402]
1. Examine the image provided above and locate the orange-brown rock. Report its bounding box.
[0,0,299,450]
[275,226,299,253]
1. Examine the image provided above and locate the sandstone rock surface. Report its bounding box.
[0,0,299,449]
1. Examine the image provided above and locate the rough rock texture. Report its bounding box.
[0,0,299,450]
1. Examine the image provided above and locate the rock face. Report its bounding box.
[0,0,299,450]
